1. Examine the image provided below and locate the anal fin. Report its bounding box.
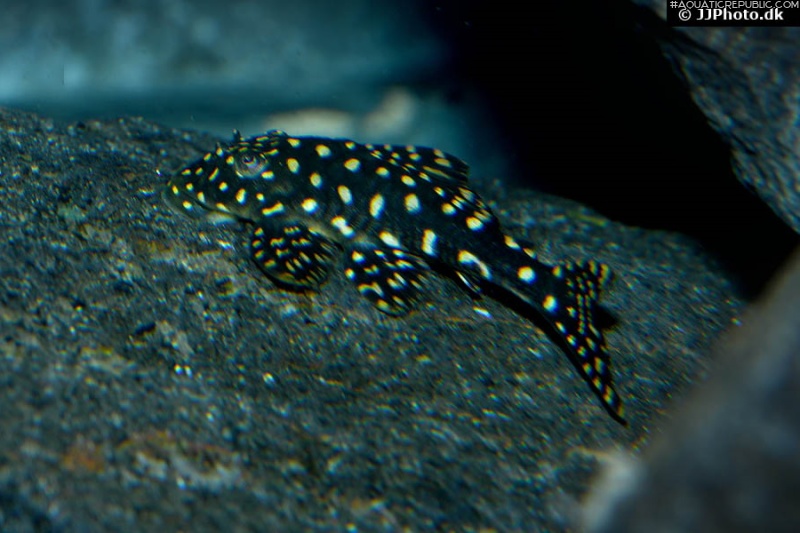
[344,245,430,315]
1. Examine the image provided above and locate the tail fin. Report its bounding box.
[545,260,626,424]
[503,251,626,424]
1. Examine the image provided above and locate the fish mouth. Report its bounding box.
[161,181,241,225]
[161,182,212,219]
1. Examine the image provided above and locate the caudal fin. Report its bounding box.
[543,260,626,424]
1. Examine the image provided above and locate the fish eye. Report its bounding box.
[235,152,268,177]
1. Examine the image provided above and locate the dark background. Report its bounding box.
[425,0,796,295]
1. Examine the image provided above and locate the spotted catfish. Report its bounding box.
[164,130,626,424]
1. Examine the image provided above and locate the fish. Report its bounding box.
[163,130,627,425]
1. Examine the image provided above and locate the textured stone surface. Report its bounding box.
[633,1,800,234]
[0,107,743,531]
[586,249,800,532]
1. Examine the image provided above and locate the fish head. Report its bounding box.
[162,131,279,221]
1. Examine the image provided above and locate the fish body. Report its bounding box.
[164,131,626,424]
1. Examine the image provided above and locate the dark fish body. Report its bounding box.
[164,131,626,424]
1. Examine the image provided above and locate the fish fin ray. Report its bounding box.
[369,145,469,183]
[344,244,431,316]
[250,222,338,289]
[550,259,624,424]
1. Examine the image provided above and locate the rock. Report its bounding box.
[0,107,743,530]
[632,1,800,234]
[585,249,800,532]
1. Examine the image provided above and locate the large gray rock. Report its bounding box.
[0,107,743,531]
[633,1,800,234]
[586,249,800,532]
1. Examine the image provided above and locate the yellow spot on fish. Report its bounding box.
[287,158,300,174]
[458,188,475,201]
[316,144,332,157]
[256,193,265,202]
[338,185,353,204]
[181,169,191,176]
[185,183,194,192]
[194,167,204,176]
[235,189,247,204]
[475,209,491,221]
[518,266,535,282]
[345,158,361,172]
[552,266,563,278]
[218,182,229,192]
[504,235,520,249]
[369,194,384,218]
[442,203,456,215]
[331,216,354,237]
[351,251,365,263]
[376,167,390,178]
[604,390,619,410]
[345,141,356,150]
[404,194,420,213]
[421,229,437,256]
[182,200,193,210]
[566,335,577,346]
[466,217,483,230]
[208,168,219,181]
[358,282,384,297]
[261,170,274,180]
[197,192,206,203]
[543,295,558,312]
[261,202,285,217]
[401,175,415,187]
[379,231,400,247]
[287,138,301,148]
[171,185,179,195]
[226,155,235,165]
[302,198,318,213]
[310,172,322,187]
